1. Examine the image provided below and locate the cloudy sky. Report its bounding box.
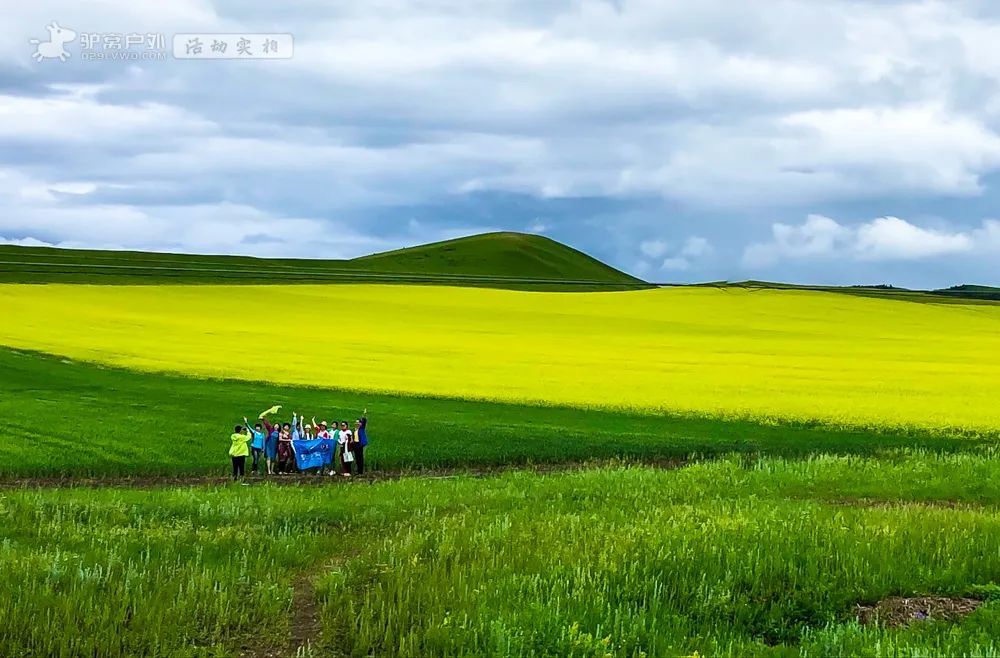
[3,1,1000,287]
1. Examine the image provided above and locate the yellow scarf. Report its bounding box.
[258,404,281,419]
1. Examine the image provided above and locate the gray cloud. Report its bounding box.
[2,0,1000,284]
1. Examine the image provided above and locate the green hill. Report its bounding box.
[356,232,644,284]
[0,232,648,291]
[934,284,1000,301]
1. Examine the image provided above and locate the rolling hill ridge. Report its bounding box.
[0,232,648,290]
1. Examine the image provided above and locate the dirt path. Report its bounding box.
[235,549,357,658]
[286,558,332,657]
[0,458,686,490]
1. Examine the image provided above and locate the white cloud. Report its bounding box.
[743,215,999,267]
[0,199,377,257]
[778,105,1000,195]
[0,168,488,258]
[46,182,98,195]
[743,215,850,267]
[635,235,712,271]
[639,239,670,258]
[660,257,690,271]
[0,87,216,144]
[854,216,973,260]
[680,236,713,258]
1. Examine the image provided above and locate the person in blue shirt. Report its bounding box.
[243,417,267,475]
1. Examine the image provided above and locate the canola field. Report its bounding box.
[0,283,998,432]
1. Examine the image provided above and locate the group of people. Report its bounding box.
[228,405,369,480]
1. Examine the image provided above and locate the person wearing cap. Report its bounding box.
[338,421,355,477]
[306,417,333,475]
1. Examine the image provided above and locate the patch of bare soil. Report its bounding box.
[856,596,982,627]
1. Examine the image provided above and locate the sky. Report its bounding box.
[2,1,1000,288]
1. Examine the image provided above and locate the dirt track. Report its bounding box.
[0,458,687,490]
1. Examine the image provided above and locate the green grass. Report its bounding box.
[0,232,648,290]
[0,347,993,479]
[355,232,645,285]
[329,458,1000,657]
[6,454,1000,656]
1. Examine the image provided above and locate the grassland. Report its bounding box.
[0,284,997,433]
[6,454,1000,657]
[0,233,647,290]
[6,347,985,479]
[3,239,998,658]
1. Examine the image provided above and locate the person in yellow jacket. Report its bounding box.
[229,424,252,481]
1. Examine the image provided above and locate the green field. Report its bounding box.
[6,347,987,479]
[6,455,1000,657]
[3,235,1000,657]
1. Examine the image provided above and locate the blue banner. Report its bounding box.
[293,439,335,470]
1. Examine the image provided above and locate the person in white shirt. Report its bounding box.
[327,422,341,476]
[338,421,354,477]
[312,418,330,439]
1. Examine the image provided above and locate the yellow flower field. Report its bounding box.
[1,283,998,432]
